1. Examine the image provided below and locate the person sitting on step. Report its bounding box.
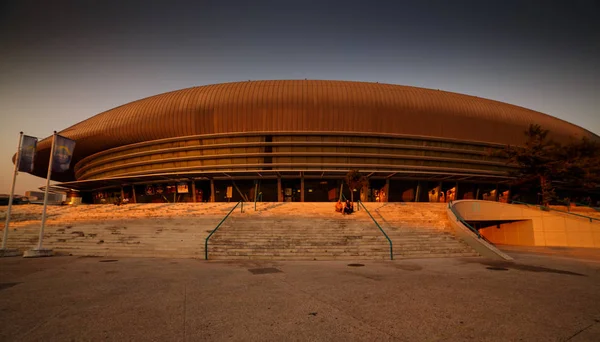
[343,200,354,215]
[335,200,344,213]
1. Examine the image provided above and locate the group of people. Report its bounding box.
[113,196,130,206]
[335,200,354,215]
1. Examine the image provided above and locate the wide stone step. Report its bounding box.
[207,255,389,260]
[394,252,479,259]
[208,244,465,251]
[54,246,203,253]
[208,249,390,255]
[58,250,205,258]
[211,233,388,237]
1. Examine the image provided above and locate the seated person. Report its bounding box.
[343,200,354,215]
[335,200,344,213]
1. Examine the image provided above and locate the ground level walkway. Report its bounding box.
[1,250,599,341]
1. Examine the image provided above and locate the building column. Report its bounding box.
[495,183,499,202]
[120,186,125,200]
[132,185,137,203]
[455,182,459,201]
[385,178,390,202]
[300,175,305,202]
[191,181,196,203]
[277,176,282,202]
[415,181,421,202]
[475,186,480,200]
[210,179,215,202]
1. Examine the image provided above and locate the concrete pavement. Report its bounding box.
[1,253,599,341]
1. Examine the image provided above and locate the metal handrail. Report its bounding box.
[509,200,537,208]
[205,201,243,260]
[447,201,481,238]
[510,200,599,223]
[557,199,600,212]
[254,192,263,211]
[357,200,393,260]
[573,203,600,212]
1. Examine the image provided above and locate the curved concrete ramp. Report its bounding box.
[451,200,600,248]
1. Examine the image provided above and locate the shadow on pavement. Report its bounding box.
[461,258,586,276]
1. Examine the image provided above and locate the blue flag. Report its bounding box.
[52,135,76,173]
[18,135,38,173]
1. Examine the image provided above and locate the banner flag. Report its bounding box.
[18,135,38,173]
[51,135,76,173]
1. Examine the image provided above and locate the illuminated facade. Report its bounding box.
[24,80,598,204]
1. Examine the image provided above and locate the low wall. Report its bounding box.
[446,206,513,260]
[452,200,600,248]
[479,220,535,246]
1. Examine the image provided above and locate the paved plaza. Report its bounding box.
[1,250,600,341]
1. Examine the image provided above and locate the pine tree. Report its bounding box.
[555,137,600,192]
[497,124,600,206]
[496,124,560,206]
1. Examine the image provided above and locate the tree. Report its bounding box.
[345,169,367,203]
[496,124,600,206]
[554,137,600,192]
[496,124,560,206]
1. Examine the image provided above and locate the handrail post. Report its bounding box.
[358,200,393,260]
[205,201,242,260]
[254,192,262,211]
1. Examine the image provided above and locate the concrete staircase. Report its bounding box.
[0,203,234,258]
[207,203,390,260]
[1,202,479,260]
[364,203,479,259]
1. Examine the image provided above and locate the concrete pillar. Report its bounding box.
[210,179,215,202]
[300,175,305,202]
[277,177,282,202]
[120,186,125,200]
[385,178,390,202]
[131,185,137,203]
[475,187,480,200]
[191,181,196,203]
[415,181,421,202]
[455,182,459,201]
[495,183,499,202]
[254,181,259,202]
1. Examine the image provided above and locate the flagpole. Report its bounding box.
[1,132,23,252]
[38,131,57,250]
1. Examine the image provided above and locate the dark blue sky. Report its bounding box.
[1,0,599,193]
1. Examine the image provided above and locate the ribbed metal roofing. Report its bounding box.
[28,80,598,181]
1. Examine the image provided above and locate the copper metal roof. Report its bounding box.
[27,80,598,181]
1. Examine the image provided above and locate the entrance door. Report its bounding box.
[282,180,301,202]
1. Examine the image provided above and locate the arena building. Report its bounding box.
[24,80,599,204]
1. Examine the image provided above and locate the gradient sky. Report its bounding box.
[1,0,599,195]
